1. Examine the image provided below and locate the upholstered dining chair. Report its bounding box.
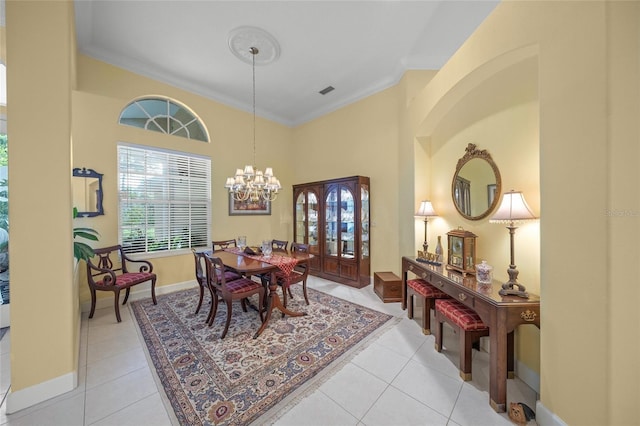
[191,249,210,317]
[192,248,243,323]
[278,242,310,308]
[271,239,288,251]
[85,245,157,322]
[212,239,237,251]
[204,253,265,339]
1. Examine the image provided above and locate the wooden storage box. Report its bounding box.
[373,272,402,303]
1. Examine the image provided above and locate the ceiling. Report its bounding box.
[74,1,499,127]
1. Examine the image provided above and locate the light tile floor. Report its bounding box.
[0,276,538,425]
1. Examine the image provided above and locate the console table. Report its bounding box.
[402,256,540,412]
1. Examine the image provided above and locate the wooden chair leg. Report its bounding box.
[151,277,157,305]
[195,286,204,314]
[113,289,122,323]
[208,295,220,327]
[89,288,97,318]
[302,281,309,305]
[122,287,131,305]
[221,300,232,339]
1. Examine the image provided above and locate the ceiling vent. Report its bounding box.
[319,86,335,95]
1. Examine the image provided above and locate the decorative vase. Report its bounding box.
[476,260,493,284]
[435,236,443,262]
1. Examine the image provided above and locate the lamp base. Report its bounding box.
[422,242,429,253]
[498,266,529,298]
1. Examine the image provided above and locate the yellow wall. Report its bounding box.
[292,85,405,274]
[5,1,639,423]
[73,56,295,303]
[6,0,78,397]
[405,1,639,424]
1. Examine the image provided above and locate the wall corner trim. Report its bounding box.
[536,400,568,426]
[6,370,77,414]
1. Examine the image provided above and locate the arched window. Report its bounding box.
[119,97,209,142]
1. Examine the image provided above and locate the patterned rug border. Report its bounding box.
[129,301,183,426]
[129,285,398,425]
[255,313,400,425]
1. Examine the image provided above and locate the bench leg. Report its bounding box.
[422,298,432,335]
[434,310,443,352]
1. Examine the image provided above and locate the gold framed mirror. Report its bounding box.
[452,143,502,221]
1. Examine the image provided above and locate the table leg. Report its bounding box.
[254,271,306,338]
[489,310,508,412]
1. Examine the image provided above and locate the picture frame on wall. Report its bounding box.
[228,194,271,216]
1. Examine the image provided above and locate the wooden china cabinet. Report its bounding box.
[293,176,370,288]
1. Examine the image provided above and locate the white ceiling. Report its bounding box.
[74,1,499,127]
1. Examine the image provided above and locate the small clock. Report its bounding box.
[447,228,477,276]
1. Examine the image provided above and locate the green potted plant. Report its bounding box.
[73,207,100,262]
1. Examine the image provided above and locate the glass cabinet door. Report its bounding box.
[308,192,319,251]
[361,184,369,259]
[295,192,306,244]
[340,187,355,259]
[296,190,320,251]
[325,188,338,256]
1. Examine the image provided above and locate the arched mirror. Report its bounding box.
[72,167,104,217]
[452,143,501,220]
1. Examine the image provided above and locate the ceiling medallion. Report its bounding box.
[227,26,280,66]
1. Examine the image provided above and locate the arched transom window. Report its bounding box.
[119,97,209,142]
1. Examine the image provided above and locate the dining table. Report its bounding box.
[212,247,313,338]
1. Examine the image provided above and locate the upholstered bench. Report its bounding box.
[434,298,489,381]
[406,278,449,334]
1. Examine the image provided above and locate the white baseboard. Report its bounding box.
[6,371,77,414]
[516,359,540,394]
[4,281,196,414]
[536,400,568,426]
[80,279,198,313]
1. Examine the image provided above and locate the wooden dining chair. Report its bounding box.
[191,249,210,318]
[204,253,265,339]
[85,245,157,322]
[278,242,310,308]
[271,239,288,251]
[212,239,237,251]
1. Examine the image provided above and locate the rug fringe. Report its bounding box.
[254,315,402,425]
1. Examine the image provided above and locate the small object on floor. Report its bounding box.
[508,402,536,425]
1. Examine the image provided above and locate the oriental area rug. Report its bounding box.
[131,286,394,425]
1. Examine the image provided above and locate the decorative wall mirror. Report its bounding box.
[452,143,502,221]
[72,167,104,217]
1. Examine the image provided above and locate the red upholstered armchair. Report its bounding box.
[85,245,157,322]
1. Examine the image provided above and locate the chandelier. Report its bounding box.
[225,46,281,202]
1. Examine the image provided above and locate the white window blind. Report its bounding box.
[118,144,211,254]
